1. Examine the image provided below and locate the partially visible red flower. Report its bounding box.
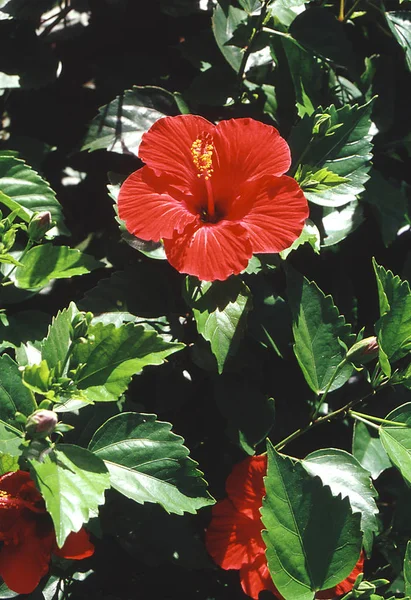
[118,115,309,282]
[205,455,364,600]
[0,471,94,594]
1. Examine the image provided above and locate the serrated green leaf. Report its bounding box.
[261,441,362,600]
[379,402,411,485]
[289,101,374,207]
[0,354,36,422]
[184,277,252,374]
[13,244,104,290]
[287,268,354,394]
[386,12,411,71]
[279,218,320,259]
[373,260,411,362]
[302,448,379,555]
[71,322,184,401]
[22,360,51,394]
[296,165,349,192]
[82,86,181,155]
[362,169,408,247]
[88,412,214,514]
[29,444,110,547]
[212,2,247,72]
[352,421,391,480]
[0,155,67,236]
[41,302,78,374]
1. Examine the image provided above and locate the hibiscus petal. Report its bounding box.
[240,553,281,600]
[205,499,266,570]
[118,166,198,242]
[213,119,291,192]
[0,521,54,594]
[238,175,309,254]
[54,528,94,560]
[163,220,252,281]
[139,114,215,189]
[226,456,267,517]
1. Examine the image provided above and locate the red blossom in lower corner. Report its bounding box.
[0,470,94,594]
[205,455,364,600]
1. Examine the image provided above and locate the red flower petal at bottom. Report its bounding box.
[0,520,54,595]
[163,220,253,281]
[54,528,94,560]
[240,553,281,600]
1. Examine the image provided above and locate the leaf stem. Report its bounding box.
[0,418,24,437]
[350,410,408,427]
[311,359,347,420]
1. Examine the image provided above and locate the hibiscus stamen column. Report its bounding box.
[191,134,215,221]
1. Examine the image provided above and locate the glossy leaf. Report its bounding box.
[0,155,67,236]
[72,322,184,401]
[82,85,181,155]
[353,421,391,480]
[302,448,379,555]
[29,443,110,547]
[379,402,411,485]
[41,302,78,374]
[0,354,36,423]
[261,441,362,599]
[374,260,411,363]
[184,277,252,374]
[212,2,247,72]
[13,244,104,290]
[287,268,354,395]
[322,201,364,246]
[386,12,411,71]
[289,101,374,207]
[279,219,320,259]
[88,412,214,514]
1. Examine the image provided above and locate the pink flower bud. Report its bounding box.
[346,336,379,366]
[25,409,58,436]
[28,211,53,242]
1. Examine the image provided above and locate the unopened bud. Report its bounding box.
[346,336,379,366]
[25,409,58,437]
[71,311,93,340]
[28,211,53,242]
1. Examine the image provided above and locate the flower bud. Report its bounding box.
[346,336,379,366]
[28,211,53,242]
[25,409,58,437]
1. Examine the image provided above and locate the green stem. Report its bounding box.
[348,412,380,430]
[0,419,24,437]
[343,0,363,21]
[350,410,408,427]
[1,240,33,286]
[311,359,347,420]
[237,0,270,95]
[288,136,315,177]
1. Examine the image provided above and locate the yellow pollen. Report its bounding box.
[191,135,214,180]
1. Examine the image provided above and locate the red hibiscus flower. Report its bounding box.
[118,115,309,281]
[205,455,364,600]
[0,470,94,594]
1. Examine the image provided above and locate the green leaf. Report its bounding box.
[373,260,411,362]
[22,360,51,394]
[13,244,104,290]
[212,2,247,72]
[296,165,349,192]
[41,302,78,374]
[0,155,67,236]
[184,277,252,374]
[353,421,392,480]
[261,441,362,600]
[386,12,411,71]
[322,201,364,246]
[29,444,110,547]
[405,541,411,597]
[279,219,320,259]
[287,268,354,395]
[0,452,19,475]
[72,322,184,402]
[379,403,411,485]
[289,101,374,207]
[0,423,23,457]
[362,169,408,246]
[0,310,50,352]
[88,412,214,515]
[82,86,181,155]
[302,448,379,555]
[0,354,36,423]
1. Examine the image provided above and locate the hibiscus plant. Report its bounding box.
[1,1,411,599]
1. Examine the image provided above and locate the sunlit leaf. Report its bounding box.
[353,421,391,480]
[379,403,411,485]
[386,12,411,71]
[0,354,36,423]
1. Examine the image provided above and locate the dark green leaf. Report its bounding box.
[322,201,364,246]
[184,277,252,374]
[72,322,184,401]
[405,540,411,597]
[353,421,391,480]
[0,354,36,423]
[212,2,248,72]
[14,244,104,290]
[373,260,411,362]
[302,448,379,555]
[0,423,24,457]
[0,155,66,236]
[287,268,354,395]
[261,441,362,599]
[289,101,374,207]
[379,402,411,485]
[29,444,110,547]
[0,310,50,352]
[88,412,214,514]
[82,86,181,155]
[386,12,411,71]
